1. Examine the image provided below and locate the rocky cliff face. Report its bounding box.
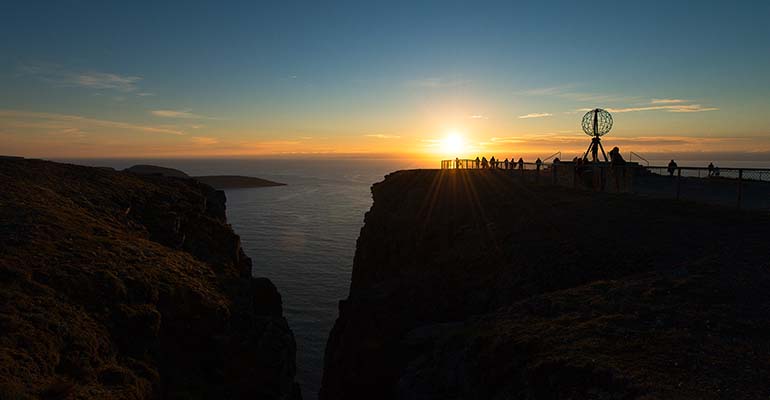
[0,158,300,399]
[321,169,770,399]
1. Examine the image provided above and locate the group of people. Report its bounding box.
[666,160,720,177]
[455,156,543,170]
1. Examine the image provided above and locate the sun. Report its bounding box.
[440,132,465,155]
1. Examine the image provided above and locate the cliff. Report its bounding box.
[321,169,770,399]
[0,158,300,399]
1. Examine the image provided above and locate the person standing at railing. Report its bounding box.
[475,156,480,169]
[667,160,678,177]
[504,158,509,170]
[708,162,715,177]
[609,146,626,166]
[517,158,524,170]
[535,158,542,171]
[481,156,488,169]
[490,156,496,169]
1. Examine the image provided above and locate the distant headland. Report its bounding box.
[124,164,286,189]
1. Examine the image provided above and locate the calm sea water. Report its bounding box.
[63,158,424,399]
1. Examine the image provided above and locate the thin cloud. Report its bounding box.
[191,136,219,145]
[519,112,553,119]
[48,128,86,139]
[576,101,718,114]
[516,84,577,96]
[406,77,469,89]
[18,64,144,93]
[667,105,719,113]
[76,72,141,92]
[607,105,717,113]
[490,136,526,143]
[469,115,488,119]
[365,134,400,139]
[151,109,209,119]
[0,109,185,136]
[516,84,640,104]
[651,98,688,104]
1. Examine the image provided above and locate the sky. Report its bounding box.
[1,0,769,161]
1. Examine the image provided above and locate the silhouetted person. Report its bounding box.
[576,157,587,174]
[708,162,715,177]
[517,158,524,170]
[667,160,678,176]
[553,157,561,165]
[490,156,496,169]
[475,156,480,169]
[455,157,459,169]
[609,146,625,166]
[535,158,542,170]
[481,156,488,169]
[713,165,720,177]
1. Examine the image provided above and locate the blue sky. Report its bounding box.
[1,0,769,158]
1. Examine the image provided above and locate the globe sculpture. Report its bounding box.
[581,108,613,162]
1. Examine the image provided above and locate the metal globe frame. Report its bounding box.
[581,108,613,162]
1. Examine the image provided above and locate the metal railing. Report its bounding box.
[542,151,561,163]
[629,152,649,166]
[440,159,770,210]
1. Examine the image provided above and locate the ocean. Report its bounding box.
[63,157,426,399]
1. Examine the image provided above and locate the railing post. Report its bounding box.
[737,169,743,209]
[676,168,682,200]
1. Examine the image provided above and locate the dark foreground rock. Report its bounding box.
[321,169,770,400]
[0,158,300,399]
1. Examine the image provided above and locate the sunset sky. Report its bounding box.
[1,1,769,160]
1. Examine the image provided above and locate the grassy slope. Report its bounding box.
[0,159,297,399]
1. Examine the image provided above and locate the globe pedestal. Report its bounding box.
[583,136,608,162]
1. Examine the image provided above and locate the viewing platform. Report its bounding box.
[440,158,770,211]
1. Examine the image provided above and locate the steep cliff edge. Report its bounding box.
[322,169,770,399]
[0,158,300,399]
